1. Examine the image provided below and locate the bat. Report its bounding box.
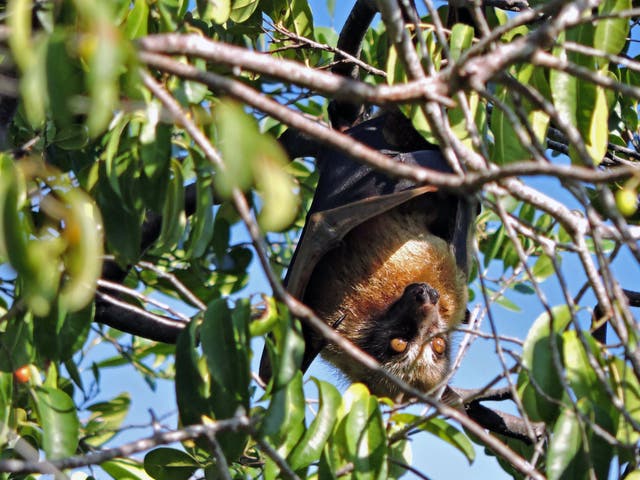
[259,0,478,399]
[260,111,477,398]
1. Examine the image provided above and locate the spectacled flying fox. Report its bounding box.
[260,0,478,399]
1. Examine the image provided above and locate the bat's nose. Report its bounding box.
[406,283,439,305]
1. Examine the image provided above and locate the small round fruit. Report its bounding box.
[13,365,31,384]
[616,188,638,217]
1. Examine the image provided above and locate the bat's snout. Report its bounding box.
[405,282,439,306]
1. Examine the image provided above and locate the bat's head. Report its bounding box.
[352,282,452,398]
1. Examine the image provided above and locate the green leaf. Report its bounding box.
[260,371,305,457]
[8,0,34,72]
[83,393,131,447]
[230,0,260,23]
[186,174,215,258]
[449,23,474,62]
[611,357,640,446]
[35,386,79,459]
[102,458,154,480]
[0,314,34,372]
[200,299,250,460]
[483,225,505,267]
[125,0,150,38]
[59,188,105,312]
[547,409,586,480]
[0,372,13,445]
[594,0,631,56]
[144,448,199,480]
[57,303,95,360]
[52,124,90,150]
[254,141,299,232]
[214,101,257,196]
[46,32,83,128]
[86,16,125,135]
[494,294,521,312]
[175,319,211,427]
[518,305,571,423]
[288,379,341,471]
[418,417,475,463]
[95,169,143,266]
[272,313,304,390]
[563,331,607,403]
[550,36,577,131]
[340,385,387,480]
[152,159,186,253]
[140,121,172,212]
[212,0,232,24]
[532,254,555,282]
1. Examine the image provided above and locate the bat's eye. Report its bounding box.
[432,337,446,355]
[390,338,408,353]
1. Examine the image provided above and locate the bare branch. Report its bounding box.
[0,416,251,474]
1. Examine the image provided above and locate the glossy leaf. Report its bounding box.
[35,386,79,459]
[547,409,586,480]
[253,141,299,232]
[86,18,124,135]
[341,384,387,480]
[175,319,211,427]
[594,0,631,56]
[519,306,571,422]
[417,417,475,463]
[214,101,258,197]
[124,0,150,38]
[59,189,104,312]
[46,32,83,128]
[449,23,474,62]
[610,357,640,446]
[563,331,608,404]
[83,393,131,447]
[288,379,341,471]
[259,371,305,455]
[0,372,12,445]
[102,458,154,480]
[185,174,215,258]
[144,448,199,480]
[531,254,555,282]
[153,160,186,253]
[200,299,250,460]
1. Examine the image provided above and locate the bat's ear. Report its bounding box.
[278,128,322,159]
[452,196,479,278]
[258,346,273,384]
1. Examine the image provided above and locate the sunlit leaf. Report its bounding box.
[144,448,199,480]
[200,299,250,460]
[595,0,631,56]
[519,306,571,422]
[102,458,154,480]
[83,393,131,447]
[230,0,260,23]
[415,416,475,463]
[547,409,586,480]
[152,159,186,253]
[35,386,79,459]
[288,379,341,471]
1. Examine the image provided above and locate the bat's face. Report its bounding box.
[354,282,452,398]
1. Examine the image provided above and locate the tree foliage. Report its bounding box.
[0,0,638,479]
